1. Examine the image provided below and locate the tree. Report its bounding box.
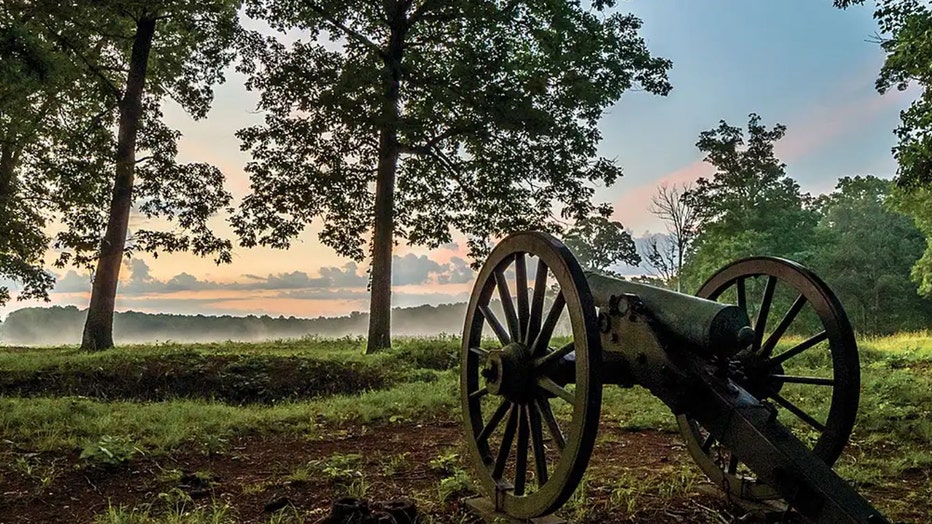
[834,0,932,296]
[834,0,932,187]
[645,183,699,290]
[0,4,113,306]
[680,114,818,289]
[27,1,241,349]
[234,0,672,352]
[810,175,932,333]
[641,234,677,287]
[563,209,641,274]
[894,186,932,297]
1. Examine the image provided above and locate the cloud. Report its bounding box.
[775,88,912,162]
[319,262,368,287]
[613,160,714,233]
[262,271,330,289]
[438,256,475,284]
[392,253,445,285]
[48,253,473,300]
[54,271,92,293]
[277,288,370,300]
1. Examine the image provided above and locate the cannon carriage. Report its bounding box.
[460,231,889,523]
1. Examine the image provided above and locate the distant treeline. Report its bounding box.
[0,304,473,346]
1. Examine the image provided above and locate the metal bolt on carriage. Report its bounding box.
[459,231,891,523]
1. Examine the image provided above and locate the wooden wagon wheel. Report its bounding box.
[677,257,860,501]
[461,231,602,519]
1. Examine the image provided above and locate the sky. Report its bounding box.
[1,0,915,320]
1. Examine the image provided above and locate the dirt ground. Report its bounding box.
[0,419,909,524]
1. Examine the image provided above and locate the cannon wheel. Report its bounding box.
[461,231,602,519]
[677,256,860,501]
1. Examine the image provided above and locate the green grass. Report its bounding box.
[0,372,457,454]
[92,500,236,524]
[0,336,460,404]
[0,335,460,372]
[2,332,931,522]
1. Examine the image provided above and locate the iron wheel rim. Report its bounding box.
[677,256,860,500]
[461,231,602,518]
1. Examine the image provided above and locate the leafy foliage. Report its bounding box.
[43,1,240,269]
[810,176,932,333]
[234,0,672,350]
[681,114,817,290]
[893,185,932,297]
[835,1,932,293]
[235,0,670,257]
[836,0,932,187]
[563,210,640,274]
[0,5,112,304]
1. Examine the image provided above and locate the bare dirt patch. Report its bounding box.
[0,420,908,523]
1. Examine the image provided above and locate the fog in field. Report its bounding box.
[0,301,574,346]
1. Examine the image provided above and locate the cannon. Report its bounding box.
[460,231,890,523]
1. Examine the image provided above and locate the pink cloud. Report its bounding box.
[776,88,911,162]
[612,75,915,233]
[613,160,713,233]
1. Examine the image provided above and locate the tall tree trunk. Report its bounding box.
[366,129,399,353]
[365,12,405,354]
[0,145,15,215]
[81,15,156,350]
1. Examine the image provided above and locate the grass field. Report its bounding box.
[0,333,930,523]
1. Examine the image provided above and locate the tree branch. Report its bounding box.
[303,1,387,59]
[41,21,123,101]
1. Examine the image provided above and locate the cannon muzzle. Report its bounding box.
[585,272,753,357]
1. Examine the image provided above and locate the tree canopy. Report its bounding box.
[7,0,243,349]
[835,0,932,188]
[234,0,672,351]
[680,114,817,290]
[810,175,932,333]
[0,4,113,305]
[834,0,932,298]
[563,210,640,274]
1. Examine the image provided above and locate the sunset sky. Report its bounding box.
[2,0,912,319]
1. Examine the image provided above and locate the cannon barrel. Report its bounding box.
[585,272,753,356]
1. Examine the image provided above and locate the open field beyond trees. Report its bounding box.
[0,334,931,523]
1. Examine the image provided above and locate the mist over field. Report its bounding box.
[0,303,494,346]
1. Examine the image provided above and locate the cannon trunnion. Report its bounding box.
[460,231,888,523]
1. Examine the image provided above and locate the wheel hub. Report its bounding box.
[482,343,534,402]
[734,354,786,399]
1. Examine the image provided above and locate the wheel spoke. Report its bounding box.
[533,342,575,369]
[478,400,512,446]
[528,402,549,485]
[537,377,574,404]
[469,387,489,400]
[527,259,548,343]
[515,254,530,343]
[514,405,530,496]
[760,294,807,357]
[771,392,826,432]
[753,276,777,350]
[771,374,835,386]
[727,454,739,475]
[536,397,565,451]
[770,330,828,366]
[479,304,511,346]
[493,406,519,480]
[469,346,489,358]
[736,277,747,312]
[495,265,521,344]
[530,292,566,356]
